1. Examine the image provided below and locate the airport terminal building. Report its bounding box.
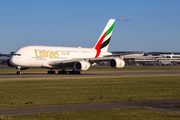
[111,51,180,66]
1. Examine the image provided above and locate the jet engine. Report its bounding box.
[109,58,125,68]
[7,59,14,67]
[74,60,91,71]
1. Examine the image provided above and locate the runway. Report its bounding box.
[1,70,180,79]
[0,99,180,116]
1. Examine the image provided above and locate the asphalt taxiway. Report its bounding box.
[1,70,180,79]
[0,99,180,116]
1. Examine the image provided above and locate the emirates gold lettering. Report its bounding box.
[34,50,39,57]
[49,51,53,57]
[60,52,70,56]
[34,50,69,58]
[66,52,70,55]
[39,51,44,57]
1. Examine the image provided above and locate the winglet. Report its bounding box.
[94,19,115,58]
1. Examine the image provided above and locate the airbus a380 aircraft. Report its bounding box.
[7,19,126,74]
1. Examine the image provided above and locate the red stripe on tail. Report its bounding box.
[94,31,107,58]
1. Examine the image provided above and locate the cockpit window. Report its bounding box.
[14,54,21,56]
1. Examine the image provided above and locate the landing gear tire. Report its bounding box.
[47,70,55,74]
[77,71,81,74]
[58,70,68,74]
[58,70,80,74]
[69,70,81,74]
[16,71,22,75]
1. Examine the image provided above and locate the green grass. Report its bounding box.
[0,72,180,119]
[1,109,180,120]
[0,76,179,109]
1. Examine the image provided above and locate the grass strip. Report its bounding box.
[0,76,179,109]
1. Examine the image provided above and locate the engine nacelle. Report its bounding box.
[74,61,91,71]
[109,58,125,68]
[7,59,15,67]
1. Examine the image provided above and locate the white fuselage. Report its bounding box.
[10,46,111,68]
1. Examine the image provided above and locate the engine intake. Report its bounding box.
[74,61,91,71]
[109,58,125,68]
[7,59,15,67]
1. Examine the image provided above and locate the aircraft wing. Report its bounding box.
[124,55,163,59]
[103,54,163,61]
[103,53,139,57]
[89,57,120,63]
[123,55,163,62]
[48,59,83,68]
[48,55,163,68]
[48,57,121,68]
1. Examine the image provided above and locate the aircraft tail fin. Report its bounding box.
[94,19,115,58]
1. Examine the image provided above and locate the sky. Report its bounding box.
[0,0,180,54]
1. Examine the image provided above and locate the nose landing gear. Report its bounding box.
[16,66,22,75]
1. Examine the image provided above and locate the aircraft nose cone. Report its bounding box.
[10,56,20,66]
[10,57,16,66]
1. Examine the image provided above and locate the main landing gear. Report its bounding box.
[47,69,56,74]
[47,69,81,74]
